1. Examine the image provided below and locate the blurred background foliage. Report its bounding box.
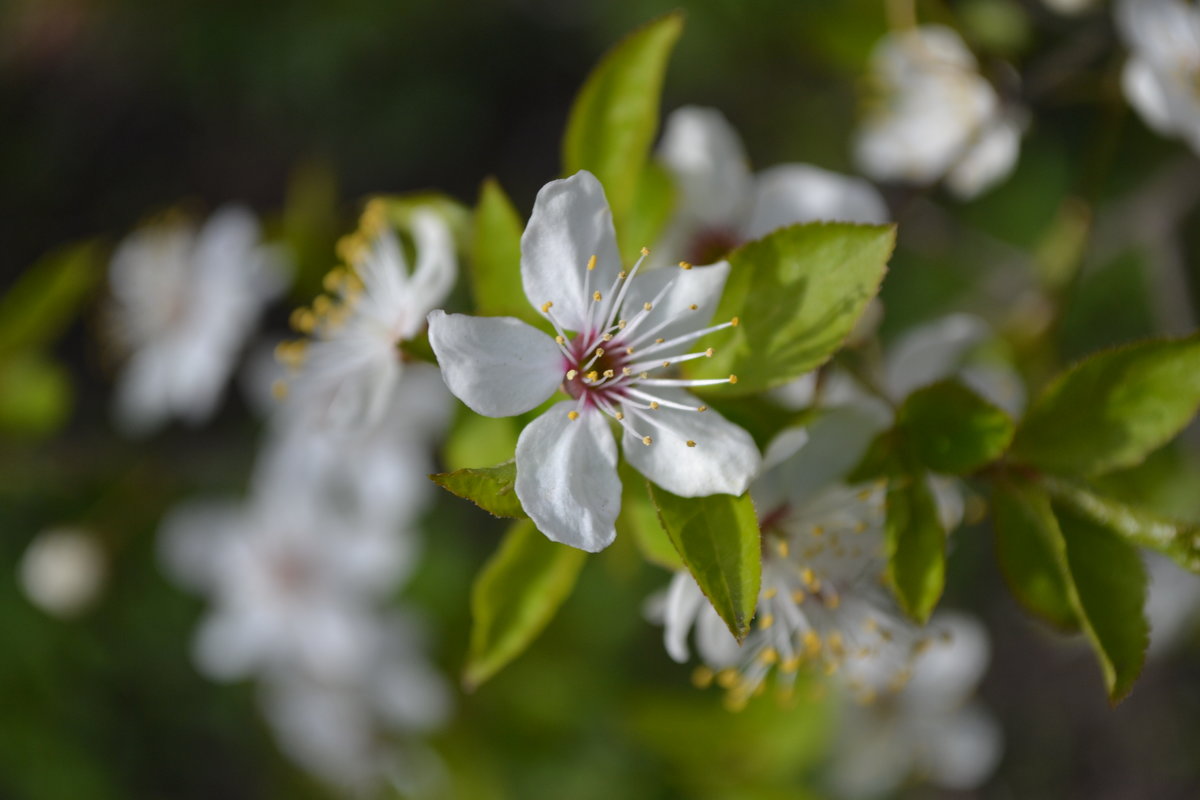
[3,0,1200,798]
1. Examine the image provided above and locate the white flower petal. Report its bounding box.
[905,612,991,707]
[514,401,621,552]
[622,388,760,497]
[662,571,706,663]
[520,171,622,333]
[744,164,889,240]
[404,209,458,334]
[945,116,1023,200]
[929,474,965,532]
[619,260,730,345]
[884,313,989,400]
[427,310,564,417]
[658,106,753,227]
[695,602,742,667]
[1121,58,1177,136]
[919,703,1003,790]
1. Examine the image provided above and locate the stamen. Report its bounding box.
[686,440,696,447]
[679,261,693,270]
[587,254,597,271]
[635,377,736,387]
[567,410,580,421]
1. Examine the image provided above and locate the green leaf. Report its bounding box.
[469,179,543,327]
[621,162,676,263]
[845,428,903,484]
[1044,477,1200,573]
[648,485,761,640]
[991,478,1081,631]
[431,460,526,519]
[885,475,945,623]
[1011,335,1200,477]
[1054,502,1149,702]
[898,379,1014,474]
[616,468,682,570]
[0,355,72,438]
[464,519,587,689]
[697,223,894,396]
[442,412,520,473]
[562,12,684,227]
[0,243,99,358]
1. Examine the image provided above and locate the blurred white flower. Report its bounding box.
[1115,0,1200,155]
[19,527,105,617]
[160,487,411,683]
[855,25,1024,199]
[1145,551,1200,655]
[109,205,287,434]
[827,613,1002,798]
[1044,0,1099,15]
[655,106,888,266]
[428,170,759,552]
[279,202,456,428]
[259,614,451,792]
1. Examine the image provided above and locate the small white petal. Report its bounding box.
[514,401,621,552]
[662,571,706,663]
[521,171,622,333]
[658,106,753,228]
[427,310,564,417]
[929,475,965,533]
[945,116,1023,200]
[884,313,989,400]
[906,612,991,707]
[1121,58,1177,137]
[919,703,1004,790]
[695,601,742,667]
[744,164,889,240]
[622,388,760,498]
[404,209,458,334]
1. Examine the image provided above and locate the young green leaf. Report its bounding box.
[991,478,1081,631]
[898,379,1014,474]
[1054,502,1149,703]
[469,179,543,327]
[0,355,72,437]
[647,485,761,640]
[1044,477,1200,573]
[885,475,945,623]
[431,460,526,519]
[464,519,587,689]
[561,12,684,227]
[698,222,894,395]
[1011,335,1200,477]
[621,162,676,263]
[0,242,99,358]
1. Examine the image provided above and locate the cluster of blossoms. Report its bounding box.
[102,202,459,792]
[1116,0,1200,156]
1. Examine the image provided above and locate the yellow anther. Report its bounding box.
[854,521,867,534]
[322,268,346,292]
[801,568,816,587]
[716,669,738,689]
[731,316,740,326]
[812,525,825,536]
[541,301,553,313]
[803,631,821,655]
[566,369,578,380]
[679,261,692,270]
[689,303,698,310]
[764,587,778,599]
[777,540,790,558]
[827,632,845,656]
[640,246,650,256]
[594,347,605,357]
[618,271,627,280]
[686,440,696,448]
[567,410,580,421]
[759,647,779,665]
[824,661,839,676]
[729,374,739,384]
[655,338,665,344]
[593,290,602,301]
[640,371,649,379]
[692,666,714,689]
[312,294,334,316]
[555,335,565,344]
[760,614,775,630]
[649,401,659,410]
[615,412,625,421]
[603,369,615,379]
[271,380,288,400]
[697,405,708,412]
[622,367,633,375]
[290,307,316,333]
[618,319,627,329]
[587,371,599,381]
[704,348,714,357]
[625,347,635,355]
[781,656,802,673]
[792,589,806,604]
[643,302,653,311]
[661,361,670,368]
[602,333,613,341]
[642,436,653,446]
[587,254,597,271]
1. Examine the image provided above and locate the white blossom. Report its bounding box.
[428,170,760,552]
[19,527,106,617]
[108,206,287,434]
[654,106,888,266]
[279,202,457,428]
[826,613,1002,798]
[855,25,1024,199]
[1115,0,1200,155]
[1145,551,1200,655]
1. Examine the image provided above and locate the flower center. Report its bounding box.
[540,249,740,447]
